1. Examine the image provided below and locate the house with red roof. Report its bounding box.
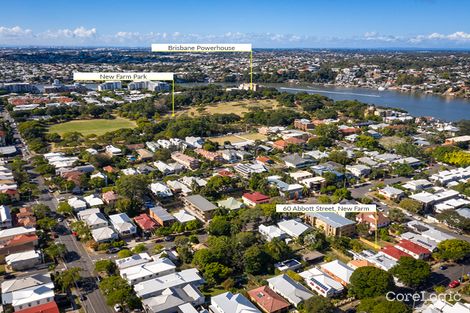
[272,140,289,151]
[248,285,290,313]
[242,192,270,207]
[256,156,273,166]
[395,239,431,260]
[0,234,38,262]
[133,213,157,234]
[356,212,390,231]
[380,245,411,261]
[102,190,118,205]
[15,301,60,313]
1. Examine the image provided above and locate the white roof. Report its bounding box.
[300,267,344,294]
[267,274,313,307]
[68,197,87,209]
[0,205,11,223]
[84,212,108,227]
[91,226,117,242]
[5,250,41,265]
[277,219,310,238]
[120,257,176,283]
[134,268,203,299]
[9,282,54,307]
[173,210,196,223]
[0,226,36,239]
[115,253,152,270]
[259,224,286,240]
[210,292,261,313]
[320,260,354,284]
[109,213,136,233]
[84,194,104,207]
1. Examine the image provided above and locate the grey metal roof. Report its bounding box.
[150,206,176,222]
[184,195,217,212]
[308,212,355,228]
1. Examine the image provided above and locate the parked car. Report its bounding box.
[114,304,122,312]
[449,280,460,288]
[439,265,447,270]
[107,247,121,254]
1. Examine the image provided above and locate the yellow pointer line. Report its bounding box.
[172,79,175,117]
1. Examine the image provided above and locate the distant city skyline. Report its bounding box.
[2,0,470,48]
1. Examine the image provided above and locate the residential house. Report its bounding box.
[395,239,431,260]
[320,260,354,286]
[133,268,204,299]
[217,197,244,210]
[282,154,315,169]
[0,205,12,229]
[210,291,261,313]
[171,152,200,170]
[356,212,390,231]
[134,213,158,234]
[115,253,152,270]
[84,194,104,207]
[120,257,176,285]
[234,163,267,178]
[299,267,344,298]
[195,148,224,163]
[1,273,54,311]
[142,284,204,313]
[267,274,313,308]
[5,250,42,271]
[294,119,314,131]
[136,149,153,162]
[247,286,290,313]
[378,186,405,201]
[105,145,122,157]
[102,190,118,205]
[173,210,197,224]
[305,212,355,237]
[346,164,371,178]
[149,206,176,227]
[277,219,310,239]
[242,192,270,207]
[16,207,36,228]
[109,213,137,237]
[259,224,287,242]
[15,301,60,313]
[183,195,218,222]
[91,227,118,243]
[0,227,36,245]
[82,211,108,230]
[150,182,173,198]
[379,246,411,261]
[67,197,87,212]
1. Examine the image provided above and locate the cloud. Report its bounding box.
[2,25,470,48]
[0,26,32,38]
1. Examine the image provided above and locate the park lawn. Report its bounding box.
[379,136,406,149]
[48,117,136,136]
[210,132,268,144]
[183,99,279,117]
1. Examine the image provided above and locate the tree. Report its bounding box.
[203,262,232,285]
[70,220,92,241]
[57,202,73,216]
[55,267,81,292]
[265,238,292,262]
[208,216,231,236]
[243,245,271,275]
[95,259,117,275]
[99,275,141,309]
[117,249,133,258]
[388,208,406,223]
[33,203,51,219]
[392,163,414,177]
[300,295,335,313]
[390,257,431,288]
[399,198,422,214]
[349,266,394,299]
[131,244,147,254]
[357,296,411,313]
[115,174,149,211]
[37,217,58,231]
[434,239,470,262]
[45,243,67,262]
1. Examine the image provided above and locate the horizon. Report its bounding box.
[2,0,470,48]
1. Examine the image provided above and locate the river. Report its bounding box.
[270,84,470,122]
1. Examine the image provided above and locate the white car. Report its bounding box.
[114,304,122,312]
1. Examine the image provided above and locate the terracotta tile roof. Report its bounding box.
[243,192,270,203]
[6,234,38,246]
[248,286,290,313]
[380,245,411,261]
[285,137,306,144]
[397,239,431,255]
[15,301,60,313]
[348,259,376,269]
[133,213,157,231]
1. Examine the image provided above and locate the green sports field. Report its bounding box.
[48,117,136,136]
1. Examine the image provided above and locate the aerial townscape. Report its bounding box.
[1,1,470,313]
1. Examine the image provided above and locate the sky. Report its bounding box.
[1,0,470,48]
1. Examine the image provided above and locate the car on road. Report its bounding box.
[164,236,174,242]
[449,280,460,288]
[114,304,122,312]
[107,247,121,254]
[439,265,447,270]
